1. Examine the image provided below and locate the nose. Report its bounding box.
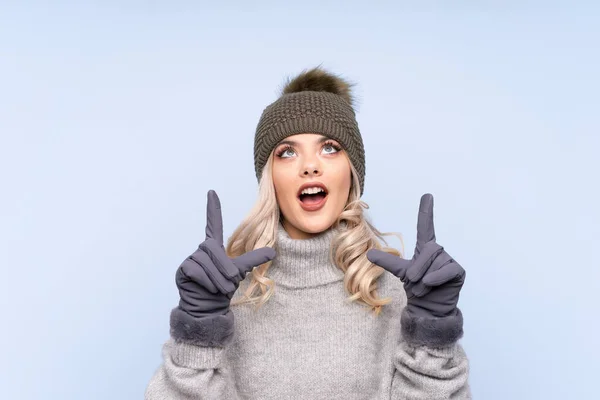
[301,159,322,177]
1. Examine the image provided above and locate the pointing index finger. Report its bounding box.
[205,190,224,247]
[416,193,436,246]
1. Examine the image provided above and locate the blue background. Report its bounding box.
[1,1,598,399]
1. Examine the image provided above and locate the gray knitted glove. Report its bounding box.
[367,194,466,348]
[170,190,276,346]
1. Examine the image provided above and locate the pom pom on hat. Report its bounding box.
[281,66,354,107]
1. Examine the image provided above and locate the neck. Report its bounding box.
[268,221,345,288]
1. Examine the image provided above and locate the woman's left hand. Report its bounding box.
[367,193,466,319]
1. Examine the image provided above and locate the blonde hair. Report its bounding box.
[227,151,404,316]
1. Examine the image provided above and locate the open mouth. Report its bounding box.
[296,183,329,211]
[298,190,328,205]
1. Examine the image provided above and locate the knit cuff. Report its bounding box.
[400,307,464,348]
[166,339,227,369]
[170,307,235,347]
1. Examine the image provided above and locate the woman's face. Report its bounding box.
[272,133,352,239]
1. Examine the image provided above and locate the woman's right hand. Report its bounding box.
[175,190,276,318]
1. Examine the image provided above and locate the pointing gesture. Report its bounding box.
[176,190,276,318]
[367,194,466,326]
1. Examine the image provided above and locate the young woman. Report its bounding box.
[146,67,471,399]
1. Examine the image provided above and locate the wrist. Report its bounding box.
[178,299,230,318]
[405,301,457,318]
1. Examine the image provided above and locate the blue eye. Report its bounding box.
[276,145,295,158]
[323,143,342,154]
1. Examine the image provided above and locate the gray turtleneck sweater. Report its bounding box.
[146,224,471,399]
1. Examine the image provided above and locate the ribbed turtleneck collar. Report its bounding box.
[268,221,345,289]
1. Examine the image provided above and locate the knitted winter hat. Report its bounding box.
[253,67,366,196]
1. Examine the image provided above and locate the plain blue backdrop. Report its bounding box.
[1,2,598,399]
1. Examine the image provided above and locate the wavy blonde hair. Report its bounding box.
[227,151,404,316]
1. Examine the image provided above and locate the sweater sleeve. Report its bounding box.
[391,308,471,399]
[145,308,241,400]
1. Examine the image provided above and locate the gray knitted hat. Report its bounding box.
[253,67,366,196]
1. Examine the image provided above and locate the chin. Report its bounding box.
[286,210,338,237]
[296,219,333,233]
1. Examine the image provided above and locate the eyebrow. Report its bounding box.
[276,136,334,147]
